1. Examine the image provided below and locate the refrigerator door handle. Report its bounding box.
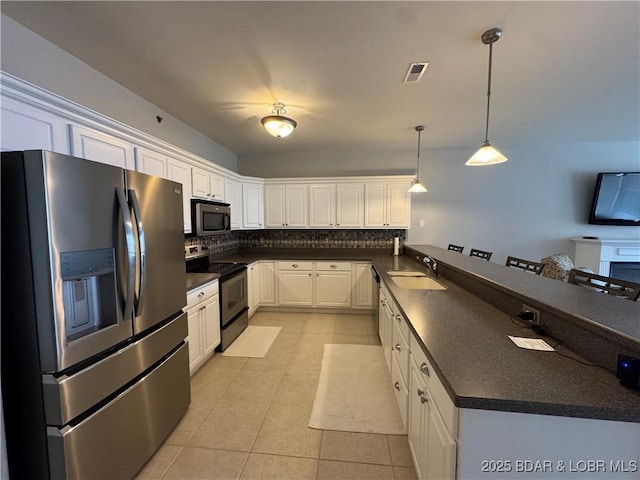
[116,187,136,321]
[129,189,146,317]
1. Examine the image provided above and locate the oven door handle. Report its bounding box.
[116,187,135,322]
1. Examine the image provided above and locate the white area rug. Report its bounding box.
[309,344,405,434]
[221,326,281,358]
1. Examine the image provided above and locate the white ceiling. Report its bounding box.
[2,1,639,157]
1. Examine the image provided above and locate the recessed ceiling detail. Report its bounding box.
[403,62,429,84]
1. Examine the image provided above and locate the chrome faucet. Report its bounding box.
[423,255,438,275]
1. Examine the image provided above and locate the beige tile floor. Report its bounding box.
[136,311,418,480]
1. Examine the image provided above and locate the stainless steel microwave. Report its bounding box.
[191,199,231,236]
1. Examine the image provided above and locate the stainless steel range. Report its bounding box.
[186,246,248,350]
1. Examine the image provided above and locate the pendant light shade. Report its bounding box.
[466,28,508,166]
[408,125,428,193]
[261,102,297,138]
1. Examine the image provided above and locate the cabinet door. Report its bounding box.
[391,354,409,432]
[69,124,134,169]
[364,184,387,227]
[247,263,260,316]
[1,96,68,153]
[309,184,335,228]
[379,294,393,370]
[225,179,242,229]
[336,183,364,228]
[210,173,225,201]
[408,358,428,480]
[353,263,373,308]
[191,167,211,199]
[285,185,308,227]
[186,306,204,374]
[387,183,411,228]
[202,295,221,357]
[259,262,277,305]
[167,158,192,233]
[243,183,264,229]
[424,390,457,480]
[316,272,352,307]
[264,185,287,227]
[135,147,167,178]
[279,271,313,306]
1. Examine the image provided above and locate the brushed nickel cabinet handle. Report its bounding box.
[417,388,425,396]
[420,362,430,377]
[394,382,400,391]
[394,343,401,351]
[330,264,337,268]
[421,395,428,404]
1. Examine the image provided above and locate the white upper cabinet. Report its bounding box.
[309,184,335,228]
[192,166,225,201]
[309,183,363,228]
[365,182,411,228]
[166,158,192,233]
[243,182,264,229]
[265,184,308,228]
[336,183,364,228]
[69,124,135,169]
[1,96,68,153]
[135,146,167,178]
[225,178,242,229]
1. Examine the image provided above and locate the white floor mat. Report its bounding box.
[221,326,281,358]
[309,344,405,434]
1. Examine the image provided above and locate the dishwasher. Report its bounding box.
[371,265,380,335]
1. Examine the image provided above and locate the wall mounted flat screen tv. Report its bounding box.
[588,172,640,225]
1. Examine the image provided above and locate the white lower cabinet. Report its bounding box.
[379,285,393,370]
[278,262,314,306]
[353,262,373,308]
[185,280,220,374]
[315,262,352,307]
[407,328,457,480]
[259,261,277,305]
[247,262,260,318]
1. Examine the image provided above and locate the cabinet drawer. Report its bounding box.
[186,279,219,309]
[409,335,458,436]
[278,261,313,271]
[315,261,351,271]
[391,308,410,344]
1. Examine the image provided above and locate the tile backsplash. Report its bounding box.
[185,229,406,254]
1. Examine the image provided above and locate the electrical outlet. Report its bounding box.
[521,304,540,325]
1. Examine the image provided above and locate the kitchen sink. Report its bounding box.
[390,276,446,290]
[386,271,427,277]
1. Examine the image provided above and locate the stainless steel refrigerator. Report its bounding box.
[1,150,190,479]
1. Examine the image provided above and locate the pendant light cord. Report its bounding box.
[484,41,493,144]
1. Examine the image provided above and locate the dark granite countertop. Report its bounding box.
[186,272,220,292]
[210,246,640,422]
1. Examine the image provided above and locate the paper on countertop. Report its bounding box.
[508,336,555,351]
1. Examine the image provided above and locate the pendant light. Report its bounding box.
[466,27,508,166]
[408,125,428,193]
[261,102,297,138]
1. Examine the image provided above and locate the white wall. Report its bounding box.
[0,14,237,171]
[408,142,640,264]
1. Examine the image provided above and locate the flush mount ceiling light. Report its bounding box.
[408,125,428,193]
[466,27,508,166]
[261,102,297,138]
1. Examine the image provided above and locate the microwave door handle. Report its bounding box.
[116,187,135,321]
[226,212,231,230]
[129,189,145,316]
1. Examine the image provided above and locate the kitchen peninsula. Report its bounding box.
[210,244,640,479]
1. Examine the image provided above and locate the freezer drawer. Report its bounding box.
[43,312,187,425]
[46,342,190,480]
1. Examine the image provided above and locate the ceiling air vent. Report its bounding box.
[403,62,429,84]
